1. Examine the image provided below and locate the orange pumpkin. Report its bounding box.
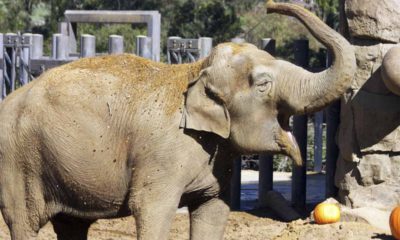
[313,203,340,224]
[390,206,400,239]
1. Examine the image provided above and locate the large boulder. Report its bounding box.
[345,0,400,43]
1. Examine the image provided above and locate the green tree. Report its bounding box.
[168,0,241,43]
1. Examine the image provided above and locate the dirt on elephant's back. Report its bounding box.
[0,211,390,239]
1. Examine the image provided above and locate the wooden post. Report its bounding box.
[52,34,69,60]
[31,34,43,59]
[199,37,213,59]
[258,38,276,208]
[292,39,309,209]
[314,111,323,172]
[230,158,241,210]
[80,34,96,58]
[108,35,124,54]
[136,35,152,60]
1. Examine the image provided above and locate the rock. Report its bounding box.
[381,46,400,95]
[345,0,400,43]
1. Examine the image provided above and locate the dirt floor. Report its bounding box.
[0,210,392,240]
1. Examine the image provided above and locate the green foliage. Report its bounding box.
[168,0,241,44]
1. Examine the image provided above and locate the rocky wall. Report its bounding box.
[335,0,400,211]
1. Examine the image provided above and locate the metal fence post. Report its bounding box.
[5,33,17,93]
[0,33,3,100]
[31,34,43,59]
[199,37,212,59]
[80,34,96,58]
[230,158,241,210]
[314,111,323,172]
[258,38,276,208]
[325,50,339,198]
[231,37,245,44]
[136,35,152,60]
[260,38,276,55]
[52,34,69,60]
[108,35,124,54]
[20,33,32,85]
[292,39,309,209]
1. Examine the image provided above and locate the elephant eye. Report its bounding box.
[256,81,272,93]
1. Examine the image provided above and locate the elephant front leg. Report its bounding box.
[130,186,182,240]
[188,198,230,240]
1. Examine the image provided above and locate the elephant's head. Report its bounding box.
[180,0,356,165]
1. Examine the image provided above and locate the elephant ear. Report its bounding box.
[180,68,231,138]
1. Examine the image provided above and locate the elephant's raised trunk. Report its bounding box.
[266,0,356,115]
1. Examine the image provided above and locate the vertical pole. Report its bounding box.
[108,35,124,54]
[230,158,241,210]
[325,52,339,198]
[136,35,152,60]
[229,36,244,209]
[21,33,32,85]
[314,111,323,172]
[231,37,245,44]
[258,38,276,208]
[0,33,4,100]
[31,34,43,59]
[259,38,276,55]
[80,34,96,58]
[52,34,69,60]
[199,37,213,59]
[147,12,161,61]
[292,39,309,209]
[5,33,17,92]
[167,36,182,64]
[59,21,77,54]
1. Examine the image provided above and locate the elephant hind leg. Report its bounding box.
[51,214,94,240]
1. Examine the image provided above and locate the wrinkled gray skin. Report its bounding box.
[0,1,355,240]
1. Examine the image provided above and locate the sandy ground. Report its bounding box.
[0,171,393,239]
[0,211,392,239]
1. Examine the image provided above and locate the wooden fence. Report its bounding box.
[0,32,339,210]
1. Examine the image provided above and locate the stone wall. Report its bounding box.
[335,0,400,211]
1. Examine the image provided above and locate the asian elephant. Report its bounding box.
[0,1,355,240]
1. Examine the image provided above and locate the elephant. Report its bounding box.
[0,1,355,239]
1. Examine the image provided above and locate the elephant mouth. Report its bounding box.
[276,114,303,166]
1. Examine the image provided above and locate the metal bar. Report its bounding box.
[313,111,324,172]
[52,34,69,60]
[80,34,96,58]
[108,35,124,54]
[230,158,241,210]
[199,37,213,59]
[31,34,43,59]
[64,10,159,23]
[136,35,152,60]
[258,38,276,208]
[260,38,276,55]
[20,33,32,85]
[291,39,309,209]
[258,155,274,208]
[231,37,245,44]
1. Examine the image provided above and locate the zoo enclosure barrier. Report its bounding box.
[0,28,339,211]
